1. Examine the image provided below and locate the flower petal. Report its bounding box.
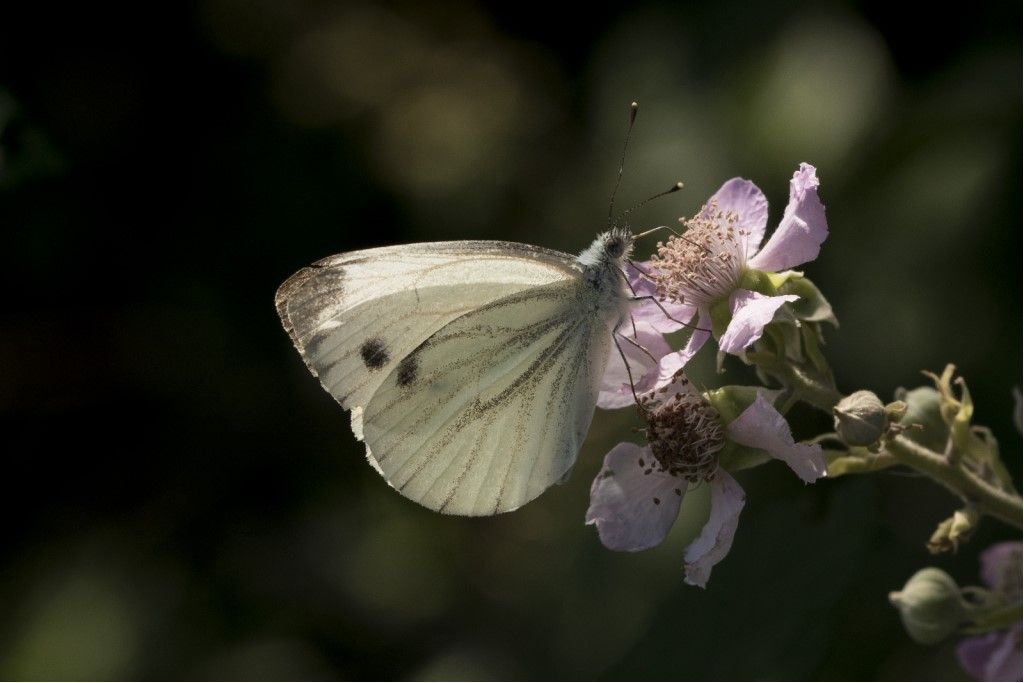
[626,261,694,333]
[598,320,672,409]
[717,290,798,354]
[748,163,828,272]
[979,541,1022,592]
[705,178,769,260]
[683,469,746,588]
[586,442,686,552]
[639,310,711,393]
[957,623,1023,682]
[726,391,826,483]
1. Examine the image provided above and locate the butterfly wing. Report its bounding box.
[276,241,582,413]
[276,241,616,515]
[359,278,613,515]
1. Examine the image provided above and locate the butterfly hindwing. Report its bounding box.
[360,279,613,515]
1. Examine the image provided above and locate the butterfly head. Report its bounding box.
[579,227,634,268]
[601,227,633,260]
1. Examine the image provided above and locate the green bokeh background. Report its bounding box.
[0,1,1020,679]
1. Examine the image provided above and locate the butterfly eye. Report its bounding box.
[604,236,625,258]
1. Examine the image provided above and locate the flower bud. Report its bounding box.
[895,385,946,452]
[889,568,966,644]
[833,390,887,447]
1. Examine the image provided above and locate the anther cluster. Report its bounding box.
[649,202,746,307]
[640,377,725,482]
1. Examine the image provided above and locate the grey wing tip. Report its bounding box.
[275,263,348,407]
[275,266,318,350]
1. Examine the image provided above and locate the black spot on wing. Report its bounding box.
[360,337,389,370]
[397,354,419,387]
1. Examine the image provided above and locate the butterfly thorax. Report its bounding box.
[576,227,634,322]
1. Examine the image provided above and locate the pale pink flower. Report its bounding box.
[621,164,828,388]
[586,374,825,587]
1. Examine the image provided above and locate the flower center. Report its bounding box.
[649,201,746,307]
[640,378,725,482]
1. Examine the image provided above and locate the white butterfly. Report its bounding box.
[275,228,639,516]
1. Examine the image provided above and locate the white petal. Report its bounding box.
[598,321,671,409]
[637,310,711,394]
[749,163,828,272]
[726,392,826,483]
[717,290,798,354]
[683,469,746,588]
[626,261,695,333]
[586,443,686,552]
[706,178,769,260]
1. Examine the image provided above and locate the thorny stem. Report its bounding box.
[885,436,1022,530]
[784,359,1022,530]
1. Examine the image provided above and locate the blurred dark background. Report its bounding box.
[0,0,1020,679]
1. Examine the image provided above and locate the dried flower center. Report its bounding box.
[639,378,725,483]
[649,201,746,307]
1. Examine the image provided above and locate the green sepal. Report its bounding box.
[704,385,775,423]
[777,275,839,327]
[705,385,779,472]
[801,323,830,373]
[927,507,979,554]
[765,269,802,290]
[737,268,779,296]
[708,298,731,338]
[718,440,772,472]
[920,366,1017,493]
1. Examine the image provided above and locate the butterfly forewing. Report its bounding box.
[360,279,614,515]
[276,242,581,412]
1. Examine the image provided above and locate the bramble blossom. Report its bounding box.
[586,373,825,587]
[603,164,828,400]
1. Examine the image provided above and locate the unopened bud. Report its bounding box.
[834,390,887,447]
[889,568,966,644]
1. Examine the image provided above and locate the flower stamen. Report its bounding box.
[639,377,725,482]
[649,201,747,307]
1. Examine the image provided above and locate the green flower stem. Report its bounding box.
[886,436,1022,530]
[827,452,898,476]
[788,364,843,411]
[782,357,1022,529]
[749,353,842,412]
[961,603,1024,634]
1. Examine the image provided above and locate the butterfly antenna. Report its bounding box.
[607,101,640,227]
[633,224,682,240]
[618,181,685,222]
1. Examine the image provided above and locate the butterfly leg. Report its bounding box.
[616,260,707,332]
[627,295,710,332]
[612,332,647,410]
[618,326,658,364]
